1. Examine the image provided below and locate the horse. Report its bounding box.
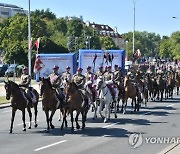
[96,76,117,123]
[174,72,180,95]
[116,81,125,112]
[4,80,39,133]
[61,81,89,132]
[39,77,64,132]
[165,74,175,99]
[84,81,98,120]
[122,76,139,114]
[154,75,166,101]
[146,74,154,101]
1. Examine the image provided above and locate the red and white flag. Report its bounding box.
[136,49,141,58]
[35,38,40,49]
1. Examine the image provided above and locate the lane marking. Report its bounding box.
[102,122,120,128]
[34,140,67,151]
[166,104,175,107]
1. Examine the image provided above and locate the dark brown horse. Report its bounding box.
[39,77,64,132]
[4,80,39,133]
[175,72,180,95]
[61,81,89,132]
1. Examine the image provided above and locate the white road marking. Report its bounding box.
[166,104,175,107]
[34,140,67,151]
[102,122,120,128]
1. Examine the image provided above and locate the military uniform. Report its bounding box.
[19,74,31,88]
[84,71,93,82]
[114,69,122,84]
[72,73,85,89]
[49,72,61,88]
[61,71,72,82]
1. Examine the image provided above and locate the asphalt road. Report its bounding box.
[0,94,180,154]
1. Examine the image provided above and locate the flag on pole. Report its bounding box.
[33,55,44,73]
[35,38,40,50]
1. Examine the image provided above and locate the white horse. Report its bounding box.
[96,76,118,123]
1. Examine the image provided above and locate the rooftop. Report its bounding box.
[0,3,23,9]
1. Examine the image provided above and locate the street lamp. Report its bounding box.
[132,0,138,55]
[28,0,31,84]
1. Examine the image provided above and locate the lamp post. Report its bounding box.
[132,0,137,55]
[28,0,31,84]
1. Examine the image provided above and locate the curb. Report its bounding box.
[0,103,11,109]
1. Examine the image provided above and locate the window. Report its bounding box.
[1,11,9,15]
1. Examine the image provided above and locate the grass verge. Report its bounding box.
[0,96,10,105]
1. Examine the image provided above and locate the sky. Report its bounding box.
[1,0,180,37]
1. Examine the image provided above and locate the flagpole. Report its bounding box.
[28,0,31,85]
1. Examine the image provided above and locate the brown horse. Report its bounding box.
[122,76,139,114]
[39,77,64,132]
[61,81,89,132]
[175,72,180,95]
[4,80,39,133]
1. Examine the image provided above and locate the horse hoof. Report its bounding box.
[76,125,80,129]
[34,124,38,128]
[23,128,26,131]
[9,130,12,134]
[28,126,31,129]
[115,115,117,118]
[104,118,107,123]
[50,125,55,129]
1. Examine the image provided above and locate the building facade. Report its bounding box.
[0,3,27,19]
[86,22,124,49]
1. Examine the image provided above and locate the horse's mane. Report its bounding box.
[44,78,53,90]
[9,80,20,90]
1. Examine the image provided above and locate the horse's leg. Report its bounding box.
[27,106,32,129]
[58,109,62,121]
[10,108,16,133]
[70,112,74,132]
[49,109,56,129]
[22,108,26,131]
[114,99,117,118]
[92,101,97,120]
[81,111,86,130]
[99,99,104,120]
[177,86,179,95]
[45,110,50,132]
[123,98,127,114]
[160,90,163,102]
[34,104,38,128]
[75,111,80,129]
[61,109,67,130]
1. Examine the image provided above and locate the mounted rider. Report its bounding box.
[114,64,122,84]
[94,65,104,79]
[61,66,72,89]
[19,67,36,106]
[103,65,116,102]
[49,65,64,104]
[72,67,85,90]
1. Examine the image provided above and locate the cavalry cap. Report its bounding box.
[77,67,83,71]
[66,66,70,69]
[53,65,59,69]
[99,65,103,68]
[114,64,118,68]
[87,66,91,69]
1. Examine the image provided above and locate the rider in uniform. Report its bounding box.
[72,67,85,90]
[114,64,122,85]
[103,65,116,102]
[49,65,63,104]
[61,66,72,89]
[19,67,35,106]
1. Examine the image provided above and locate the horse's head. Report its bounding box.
[64,81,77,94]
[39,77,53,95]
[4,81,12,100]
[96,76,104,91]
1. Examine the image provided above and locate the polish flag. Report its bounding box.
[35,38,40,49]
[136,49,141,58]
